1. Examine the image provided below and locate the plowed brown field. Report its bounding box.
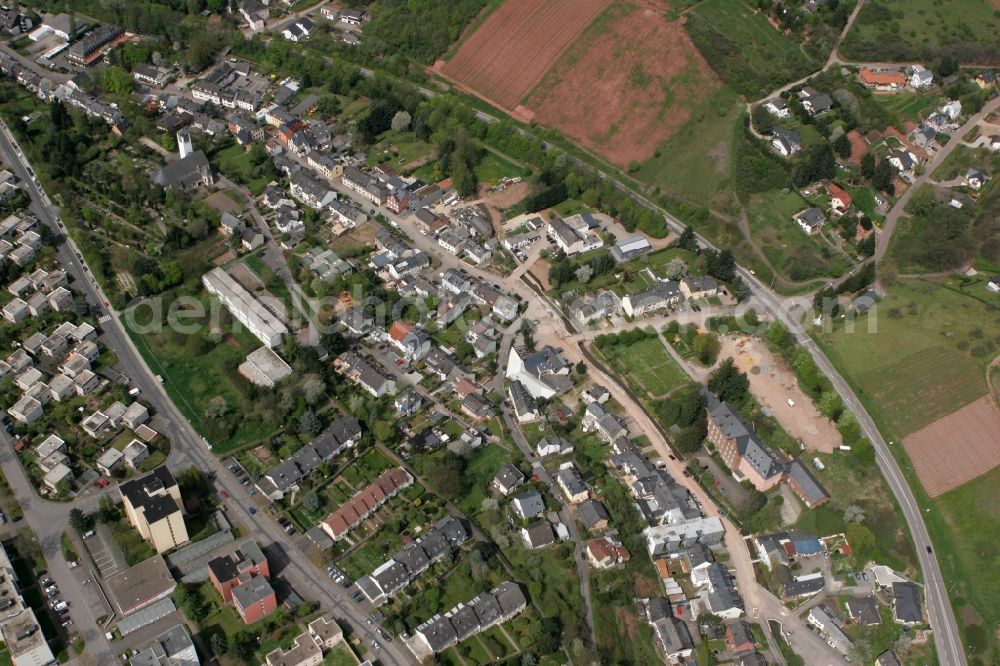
[438,0,613,111]
[524,4,719,165]
[902,395,1000,497]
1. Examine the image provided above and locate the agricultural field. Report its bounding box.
[438,0,613,112]
[816,278,998,440]
[523,1,721,166]
[927,465,1000,664]
[840,0,1000,64]
[814,275,1000,662]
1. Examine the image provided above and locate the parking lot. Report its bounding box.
[86,528,124,579]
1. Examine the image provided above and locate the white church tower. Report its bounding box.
[177,128,193,159]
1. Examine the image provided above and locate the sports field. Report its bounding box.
[604,336,689,398]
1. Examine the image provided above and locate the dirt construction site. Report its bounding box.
[902,394,1000,497]
[723,336,842,453]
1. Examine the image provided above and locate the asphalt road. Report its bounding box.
[747,276,966,666]
[598,169,966,663]
[4,47,967,661]
[0,123,414,665]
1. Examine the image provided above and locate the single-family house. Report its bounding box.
[828,183,853,213]
[492,464,524,496]
[909,65,934,89]
[859,68,907,91]
[964,168,989,190]
[793,207,826,236]
[520,521,555,549]
[585,536,630,569]
[510,489,546,521]
[763,98,790,118]
[771,127,801,157]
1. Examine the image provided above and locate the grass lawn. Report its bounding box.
[925,467,1000,663]
[746,189,851,282]
[122,294,276,452]
[368,129,436,170]
[337,527,404,579]
[242,253,292,304]
[600,336,689,399]
[214,143,269,195]
[474,149,528,185]
[322,642,360,665]
[635,85,742,208]
[841,0,1000,62]
[874,91,938,129]
[930,145,1000,183]
[814,278,998,438]
[458,445,512,516]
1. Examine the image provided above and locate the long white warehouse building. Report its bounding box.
[202,267,288,348]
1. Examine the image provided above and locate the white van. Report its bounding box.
[128,387,141,397]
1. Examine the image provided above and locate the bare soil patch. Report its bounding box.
[438,0,613,110]
[477,181,532,226]
[722,336,842,452]
[902,395,1000,497]
[229,263,265,292]
[524,5,719,166]
[847,129,869,165]
[205,190,243,215]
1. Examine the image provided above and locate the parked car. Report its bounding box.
[248,506,257,515]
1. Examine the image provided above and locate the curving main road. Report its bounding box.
[0,123,415,665]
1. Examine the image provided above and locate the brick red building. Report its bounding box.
[703,389,784,492]
[232,575,278,624]
[207,539,276,624]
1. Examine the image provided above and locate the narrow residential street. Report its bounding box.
[873,95,1000,263]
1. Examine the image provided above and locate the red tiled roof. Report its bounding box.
[388,320,412,342]
[322,467,411,538]
[828,183,853,207]
[860,69,906,86]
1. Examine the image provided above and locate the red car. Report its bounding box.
[219,490,230,501]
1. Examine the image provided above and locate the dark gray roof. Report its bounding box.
[119,467,180,523]
[876,650,902,666]
[703,390,784,481]
[511,489,546,519]
[522,520,555,548]
[231,575,274,609]
[652,616,694,655]
[845,595,881,625]
[892,582,922,623]
[727,619,754,648]
[784,575,825,598]
[577,499,609,530]
[786,459,830,505]
[152,151,211,189]
[795,206,827,228]
[493,464,524,491]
